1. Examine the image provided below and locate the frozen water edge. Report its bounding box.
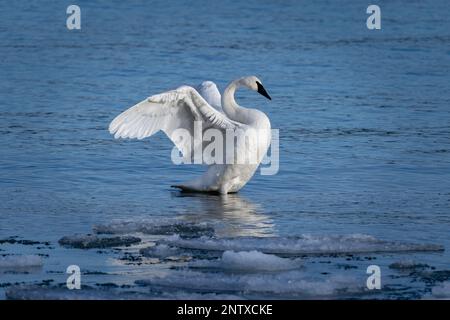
[2,225,446,299]
[160,234,444,256]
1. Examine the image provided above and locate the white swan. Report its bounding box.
[109,76,272,194]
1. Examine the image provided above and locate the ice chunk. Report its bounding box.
[389,260,430,270]
[161,291,243,300]
[160,234,444,256]
[418,270,450,283]
[431,282,450,299]
[189,250,302,272]
[140,244,182,258]
[93,218,214,238]
[136,270,360,297]
[58,234,141,249]
[140,244,216,261]
[0,237,46,246]
[5,286,146,300]
[5,285,242,300]
[0,255,43,270]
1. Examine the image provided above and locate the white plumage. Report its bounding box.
[109,76,272,194]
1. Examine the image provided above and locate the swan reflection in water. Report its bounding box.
[170,191,275,237]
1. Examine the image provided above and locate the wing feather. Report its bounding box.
[108,85,239,161]
[195,81,223,113]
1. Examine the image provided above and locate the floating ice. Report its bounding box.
[0,237,47,246]
[58,234,141,249]
[5,286,147,300]
[140,244,216,262]
[93,218,214,238]
[5,285,242,300]
[431,282,450,299]
[389,260,430,271]
[160,234,444,256]
[418,270,450,283]
[136,270,361,297]
[161,291,243,300]
[0,255,43,270]
[189,250,302,272]
[140,244,182,258]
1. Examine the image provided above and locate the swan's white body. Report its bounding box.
[109,76,271,194]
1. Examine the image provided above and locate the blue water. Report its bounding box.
[1,0,450,299]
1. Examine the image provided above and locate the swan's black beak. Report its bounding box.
[256,81,272,100]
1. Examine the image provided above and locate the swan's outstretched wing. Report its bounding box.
[195,81,222,113]
[109,86,237,161]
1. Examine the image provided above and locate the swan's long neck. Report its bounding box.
[222,80,247,123]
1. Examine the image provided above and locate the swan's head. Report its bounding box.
[238,76,272,100]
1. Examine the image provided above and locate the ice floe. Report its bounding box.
[140,244,184,258]
[417,270,450,283]
[188,250,302,272]
[0,255,43,270]
[58,234,141,249]
[389,260,430,271]
[136,270,361,297]
[159,234,444,256]
[4,222,444,299]
[0,237,49,246]
[5,286,151,300]
[431,282,450,299]
[93,218,214,238]
[5,285,242,300]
